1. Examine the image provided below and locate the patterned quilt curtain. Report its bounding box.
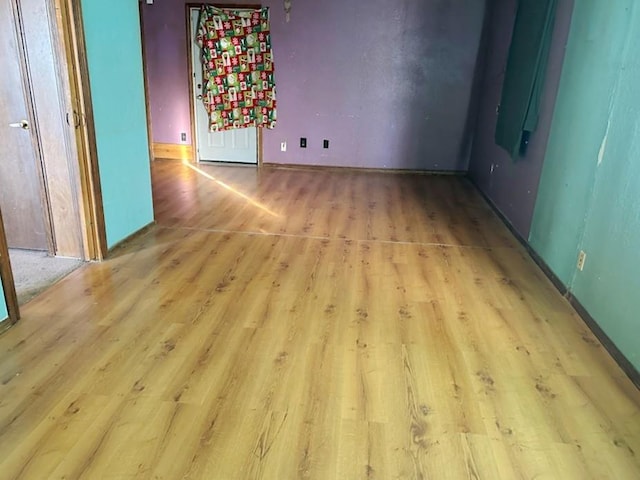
[197,6,277,132]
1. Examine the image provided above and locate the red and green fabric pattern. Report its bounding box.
[197,6,277,131]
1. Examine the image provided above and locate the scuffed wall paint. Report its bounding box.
[596,118,610,166]
[531,0,640,370]
[530,0,633,285]
[569,2,640,370]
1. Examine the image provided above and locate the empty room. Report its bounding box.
[0,0,638,478]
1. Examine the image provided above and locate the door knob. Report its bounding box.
[197,95,203,100]
[9,120,29,130]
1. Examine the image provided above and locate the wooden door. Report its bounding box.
[0,206,19,325]
[0,0,49,251]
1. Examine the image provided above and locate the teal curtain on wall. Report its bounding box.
[495,0,557,159]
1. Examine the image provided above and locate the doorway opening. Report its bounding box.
[8,250,83,305]
[187,5,260,165]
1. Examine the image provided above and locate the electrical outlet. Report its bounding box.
[300,137,307,148]
[577,250,587,271]
[280,141,287,152]
[323,139,329,149]
[180,132,187,142]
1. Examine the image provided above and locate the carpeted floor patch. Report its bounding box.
[8,249,85,305]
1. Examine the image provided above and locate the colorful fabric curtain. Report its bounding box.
[197,6,277,132]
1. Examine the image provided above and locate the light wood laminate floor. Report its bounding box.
[0,159,638,479]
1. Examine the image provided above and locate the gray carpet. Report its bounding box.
[8,249,85,305]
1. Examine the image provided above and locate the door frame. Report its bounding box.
[138,0,155,165]
[0,206,19,330]
[185,3,263,166]
[55,0,108,261]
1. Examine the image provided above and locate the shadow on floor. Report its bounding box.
[8,249,84,305]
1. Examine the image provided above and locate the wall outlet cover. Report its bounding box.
[300,137,307,148]
[577,250,587,271]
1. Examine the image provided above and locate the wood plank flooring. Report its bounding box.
[0,159,638,479]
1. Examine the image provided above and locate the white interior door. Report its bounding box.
[190,8,257,164]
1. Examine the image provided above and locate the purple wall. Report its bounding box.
[468,0,574,237]
[141,0,486,170]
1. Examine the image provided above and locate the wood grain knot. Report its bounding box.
[274,351,288,365]
[398,306,412,320]
[476,371,495,393]
[534,377,556,399]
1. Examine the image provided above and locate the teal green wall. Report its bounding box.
[0,278,8,322]
[530,0,639,369]
[81,0,154,247]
